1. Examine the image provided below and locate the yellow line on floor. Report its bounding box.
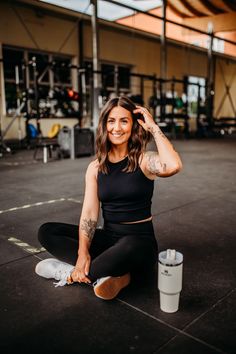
[8,237,45,254]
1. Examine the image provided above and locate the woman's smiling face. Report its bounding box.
[106,106,133,147]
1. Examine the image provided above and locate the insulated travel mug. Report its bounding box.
[158,249,183,313]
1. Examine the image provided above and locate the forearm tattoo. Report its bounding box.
[150,126,167,140]
[81,218,97,241]
[147,152,167,176]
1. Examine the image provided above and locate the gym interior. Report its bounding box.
[0,1,235,353]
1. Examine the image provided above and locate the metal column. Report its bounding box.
[90,0,100,140]
[160,0,167,87]
[0,45,6,120]
[206,22,214,128]
[78,19,85,125]
[160,0,167,120]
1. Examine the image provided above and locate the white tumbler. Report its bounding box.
[158,249,183,313]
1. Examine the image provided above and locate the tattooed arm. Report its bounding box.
[144,124,183,178]
[80,218,97,242]
[134,106,183,178]
[145,150,168,177]
[79,160,100,246]
[71,160,100,284]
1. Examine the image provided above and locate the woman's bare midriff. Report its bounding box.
[121,216,152,224]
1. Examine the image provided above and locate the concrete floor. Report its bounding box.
[0,136,235,354]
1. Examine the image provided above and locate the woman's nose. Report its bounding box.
[114,121,121,131]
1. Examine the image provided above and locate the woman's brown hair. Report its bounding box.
[96,96,151,174]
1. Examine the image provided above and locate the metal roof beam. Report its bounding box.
[221,0,236,12]
[167,2,188,18]
[198,0,224,15]
[178,0,205,17]
[104,0,236,46]
[183,12,236,33]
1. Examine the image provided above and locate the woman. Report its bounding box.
[35,96,183,300]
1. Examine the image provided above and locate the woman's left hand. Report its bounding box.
[133,106,157,132]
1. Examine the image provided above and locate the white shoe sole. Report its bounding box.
[94,273,131,300]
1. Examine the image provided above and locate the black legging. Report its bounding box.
[38,220,158,283]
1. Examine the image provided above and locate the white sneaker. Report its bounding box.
[93,273,131,300]
[35,258,74,287]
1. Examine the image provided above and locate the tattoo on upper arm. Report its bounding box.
[81,218,97,241]
[146,153,167,176]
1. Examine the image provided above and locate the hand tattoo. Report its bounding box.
[81,218,97,241]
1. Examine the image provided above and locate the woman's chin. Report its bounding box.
[109,139,128,146]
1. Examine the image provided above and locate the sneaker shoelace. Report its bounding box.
[93,276,111,288]
[53,268,73,287]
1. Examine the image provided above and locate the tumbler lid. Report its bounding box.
[159,249,183,266]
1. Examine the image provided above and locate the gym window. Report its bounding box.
[2,47,24,111]
[53,56,71,85]
[187,76,206,114]
[83,60,131,116]
[2,46,72,116]
[84,60,131,93]
[118,66,130,90]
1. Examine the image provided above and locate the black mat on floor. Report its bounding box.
[0,257,176,354]
[0,138,235,353]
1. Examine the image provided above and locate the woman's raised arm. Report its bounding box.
[134,106,183,178]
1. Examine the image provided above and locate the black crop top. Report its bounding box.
[97,156,154,223]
